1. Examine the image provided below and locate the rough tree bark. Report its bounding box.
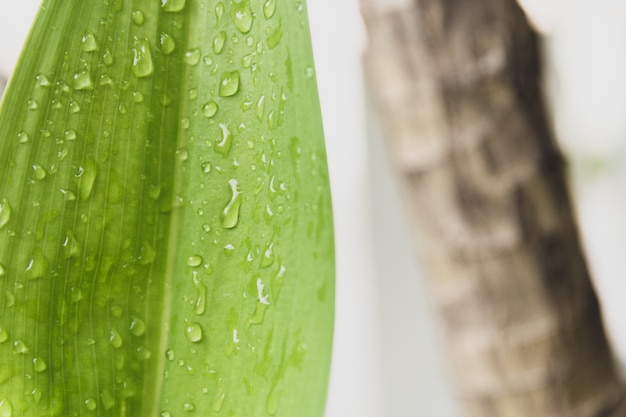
[360,0,626,416]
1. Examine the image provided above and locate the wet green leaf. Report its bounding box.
[0,0,334,416]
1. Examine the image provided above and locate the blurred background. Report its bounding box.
[2,1,626,416]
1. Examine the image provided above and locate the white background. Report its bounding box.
[3,1,626,417]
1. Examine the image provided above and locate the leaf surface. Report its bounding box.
[0,1,334,416]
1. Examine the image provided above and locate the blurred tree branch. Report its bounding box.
[360,0,626,415]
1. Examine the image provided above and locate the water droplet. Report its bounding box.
[4,292,15,308]
[69,100,81,113]
[267,20,283,50]
[139,241,156,265]
[187,255,203,267]
[33,357,47,372]
[263,0,276,19]
[266,385,282,415]
[212,31,226,54]
[232,0,253,33]
[35,73,51,87]
[223,244,235,256]
[0,328,8,343]
[82,31,98,52]
[13,340,28,354]
[17,131,29,143]
[70,286,83,303]
[133,91,145,103]
[32,388,42,404]
[306,66,315,79]
[200,162,213,174]
[132,10,145,25]
[161,0,186,12]
[189,88,198,99]
[62,230,80,258]
[0,264,5,277]
[103,49,113,65]
[159,32,176,55]
[216,123,233,156]
[215,2,224,24]
[202,101,218,118]
[73,69,94,90]
[185,322,203,343]
[261,242,274,268]
[78,157,97,201]
[0,199,11,229]
[148,185,161,200]
[184,48,201,65]
[32,164,47,181]
[256,95,266,121]
[0,399,12,417]
[131,37,154,78]
[213,393,225,412]
[25,247,48,279]
[192,272,207,315]
[161,412,172,417]
[176,147,189,161]
[109,329,123,348]
[130,316,146,336]
[101,390,115,410]
[60,189,76,201]
[64,129,77,141]
[257,278,270,304]
[218,71,240,97]
[242,53,254,68]
[222,179,242,229]
[165,349,175,360]
[85,398,97,411]
[184,403,195,411]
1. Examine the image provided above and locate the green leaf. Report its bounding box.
[0,0,334,416]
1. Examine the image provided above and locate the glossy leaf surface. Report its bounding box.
[0,0,334,416]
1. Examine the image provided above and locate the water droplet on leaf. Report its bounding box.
[0,399,12,417]
[73,69,94,90]
[213,31,226,54]
[216,123,234,156]
[132,10,145,25]
[85,399,97,411]
[131,38,154,78]
[263,0,276,19]
[161,0,186,12]
[185,322,203,343]
[218,71,240,97]
[25,247,48,279]
[184,48,201,65]
[0,199,11,229]
[221,179,242,229]
[232,0,254,33]
[33,357,47,372]
[130,317,146,336]
[187,255,203,267]
[13,340,28,354]
[201,161,212,173]
[32,164,47,181]
[202,101,218,118]
[109,329,123,348]
[160,32,176,55]
[81,31,98,52]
